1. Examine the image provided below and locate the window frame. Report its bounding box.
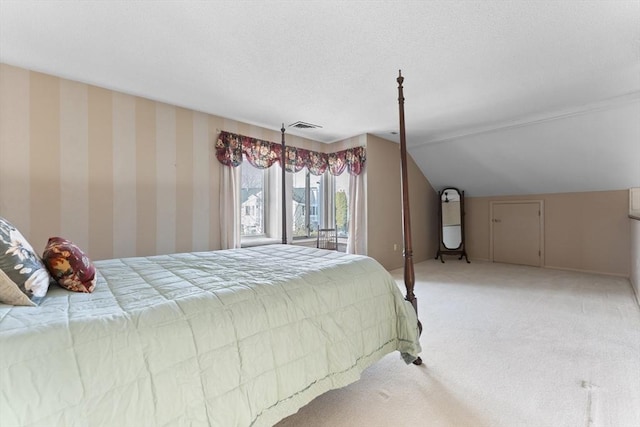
[240,164,350,245]
[240,163,269,239]
[292,170,337,240]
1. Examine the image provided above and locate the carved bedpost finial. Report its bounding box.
[397,70,404,103]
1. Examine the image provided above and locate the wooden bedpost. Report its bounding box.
[281,124,287,245]
[397,70,423,365]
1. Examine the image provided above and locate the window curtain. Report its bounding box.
[220,165,241,249]
[347,171,367,255]
[216,131,365,177]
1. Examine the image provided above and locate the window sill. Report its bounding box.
[241,237,281,248]
[291,237,348,244]
[241,236,349,250]
[292,237,316,245]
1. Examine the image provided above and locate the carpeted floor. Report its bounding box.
[276,259,640,427]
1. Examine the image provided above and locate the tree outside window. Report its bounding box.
[334,172,349,238]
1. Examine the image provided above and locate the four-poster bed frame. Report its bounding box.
[397,70,423,365]
[278,71,423,365]
[281,123,287,245]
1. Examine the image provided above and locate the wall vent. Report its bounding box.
[289,121,322,129]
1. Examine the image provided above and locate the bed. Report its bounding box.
[0,73,421,427]
[0,245,420,426]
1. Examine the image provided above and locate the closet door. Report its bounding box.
[490,201,543,267]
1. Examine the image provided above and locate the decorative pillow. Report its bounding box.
[0,216,51,306]
[42,237,96,293]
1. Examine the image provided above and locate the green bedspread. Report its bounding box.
[0,245,421,427]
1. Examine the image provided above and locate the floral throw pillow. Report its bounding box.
[0,216,51,306]
[43,237,96,293]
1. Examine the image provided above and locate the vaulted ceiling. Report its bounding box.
[1,0,638,196]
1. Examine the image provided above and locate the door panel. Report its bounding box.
[492,202,542,267]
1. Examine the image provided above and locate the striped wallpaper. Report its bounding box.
[0,63,327,260]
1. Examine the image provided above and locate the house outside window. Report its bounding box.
[240,163,266,236]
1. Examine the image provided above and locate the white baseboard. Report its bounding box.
[543,264,630,279]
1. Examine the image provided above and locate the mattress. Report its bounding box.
[0,244,421,427]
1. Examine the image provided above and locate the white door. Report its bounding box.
[491,201,543,267]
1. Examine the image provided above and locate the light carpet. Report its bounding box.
[276,259,640,427]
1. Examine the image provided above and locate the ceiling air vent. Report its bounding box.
[289,121,322,129]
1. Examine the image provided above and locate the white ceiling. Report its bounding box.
[1,0,639,196]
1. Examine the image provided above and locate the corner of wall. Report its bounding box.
[630,218,640,307]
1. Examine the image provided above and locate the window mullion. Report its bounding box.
[305,170,311,235]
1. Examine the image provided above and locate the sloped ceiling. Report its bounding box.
[1,0,638,196]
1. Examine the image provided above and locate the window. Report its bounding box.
[292,169,349,239]
[241,162,350,242]
[240,163,266,236]
[292,169,318,238]
[216,131,363,247]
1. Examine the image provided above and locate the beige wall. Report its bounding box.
[365,135,438,270]
[631,218,640,304]
[466,190,630,276]
[0,64,329,260]
[0,63,437,270]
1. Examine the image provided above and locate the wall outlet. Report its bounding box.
[393,243,398,251]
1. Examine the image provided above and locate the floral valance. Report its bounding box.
[215,131,366,176]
